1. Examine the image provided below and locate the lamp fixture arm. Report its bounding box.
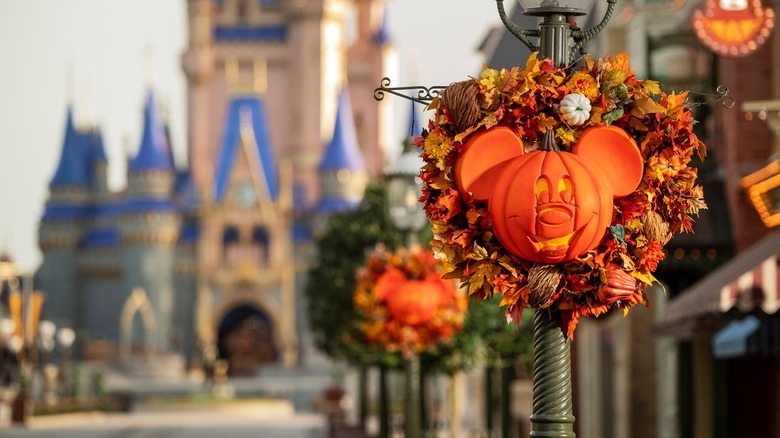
[570,0,617,58]
[496,0,540,52]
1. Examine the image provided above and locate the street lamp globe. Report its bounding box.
[57,328,76,350]
[386,150,427,233]
[0,318,13,341]
[7,336,22,355]
[38,320,57,353]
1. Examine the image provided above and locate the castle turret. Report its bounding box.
[38,106,91,328]
[181,0,215,187]
[88,128,110,198]
[49,107,91,198]
[127,90,176,197]
[119,90,180,355]
[317,87,369,213]
[347,0,396,176]
[285,0,352,206]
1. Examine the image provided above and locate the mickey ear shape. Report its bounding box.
[572,126,644,197]
[454,126,525,201]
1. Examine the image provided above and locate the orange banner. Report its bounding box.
[26,291,45,346]
[9,290,22,339]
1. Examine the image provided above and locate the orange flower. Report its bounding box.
[565,71,599,101]
[636,240,665,272]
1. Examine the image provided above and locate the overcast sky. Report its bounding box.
[0,0,505,272]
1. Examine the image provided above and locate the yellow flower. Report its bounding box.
[565,71,599,102]
[424,131,455,160]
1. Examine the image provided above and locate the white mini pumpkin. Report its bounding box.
[559,93,591,126]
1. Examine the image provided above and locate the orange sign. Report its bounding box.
[692,0,775,56]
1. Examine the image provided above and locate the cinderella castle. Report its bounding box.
[36,0,399,376]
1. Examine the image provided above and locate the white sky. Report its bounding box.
[0,0,504,272]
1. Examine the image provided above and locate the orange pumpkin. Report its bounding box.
[455,125,644,264]
[454,126,525,199]
[376,268,454,326]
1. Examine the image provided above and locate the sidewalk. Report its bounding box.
[2,399,325,438]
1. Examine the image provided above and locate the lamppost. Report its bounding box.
[375,1,620,436]
[495,1,617,436]
[385,136,427,438]
[38,320,58,406]
[0,318,19,427]
[56,328,75,400]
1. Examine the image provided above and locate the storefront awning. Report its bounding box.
[713,316,760,358]
[659,232,780,337]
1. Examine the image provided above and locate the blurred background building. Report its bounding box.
[532,0,775,436]
[35,0,394,379]
[480,0,778,436]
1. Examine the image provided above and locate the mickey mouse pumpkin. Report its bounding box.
[455,125,644,264]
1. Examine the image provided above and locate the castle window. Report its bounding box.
[253,226,270,263]
[252,227,268,245]
[223,226,240,245]
[236,0,249,22]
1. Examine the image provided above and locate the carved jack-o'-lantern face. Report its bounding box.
[454,126,644,264]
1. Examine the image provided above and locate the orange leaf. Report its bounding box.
[630,97,665,119]
[613,53,634,74]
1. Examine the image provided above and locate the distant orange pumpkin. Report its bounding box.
[376,268,454,326]
[456,125,644,263]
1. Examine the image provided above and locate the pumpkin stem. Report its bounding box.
[540,130,560,152]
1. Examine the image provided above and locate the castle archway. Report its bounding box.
[216,304,277,376]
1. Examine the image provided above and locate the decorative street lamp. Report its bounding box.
[0,318,19,427]
[386,144,427,240]
[377,2,619,436]
[38,320,58,406]
[495,2,619,436]
[385,138,427,438]
[56,327,76,400]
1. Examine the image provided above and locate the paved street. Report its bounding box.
[2,400,325,438]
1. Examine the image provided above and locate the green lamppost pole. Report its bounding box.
[385,136,428,438]
[495,1,617,436]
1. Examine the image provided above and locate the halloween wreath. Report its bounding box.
[354,245,467,356]
[418,52,706,338]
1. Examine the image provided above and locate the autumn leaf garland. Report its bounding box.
[419,52,706,339]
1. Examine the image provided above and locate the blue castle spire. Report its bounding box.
[373,6,391,45]
[89,128,107,166]
[49,106,90,189]
[319,87,366,172]
[406,101,423,141]
[316,87,368,214]
[129,90,174,172]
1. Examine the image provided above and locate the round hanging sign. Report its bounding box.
[692,0,775,56]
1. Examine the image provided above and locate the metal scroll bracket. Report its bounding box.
[373,77,448,105]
